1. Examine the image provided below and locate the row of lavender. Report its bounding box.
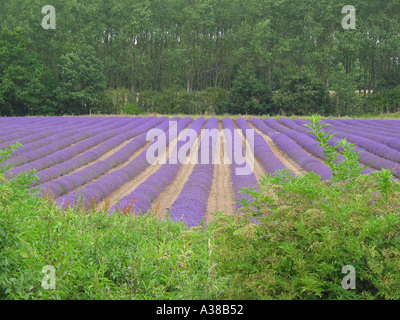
[1,117,175,205]
[2,118,113,159]
[279,119,399,178]
[56,117,193,208]
[31,117,163,185]
[8,117,151,176]
[169,118,219,227]
[2,117,168,198]
[2,116,400,228]
[110,116,205,217]
[112,117,278,225]
[39,117,167,198]
[0,117,85,143]
[223,118,259,212]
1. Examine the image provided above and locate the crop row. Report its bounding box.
[222,118,259,212]
[236,118,288,175]
[56,117,193,209]
[8,117,149,177]
[0,117,109,154]
[284,119,399,177]
[169,117,219,227]
[111,117,205,216]
[44,117,175,200]
[2,116,400,228]
[0,117,84,144]
[3,118,121,167]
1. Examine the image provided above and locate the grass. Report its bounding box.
[1,192,224,300]
[2,167,400,300]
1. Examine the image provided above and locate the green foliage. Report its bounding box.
[99,88,137,115]
[205,116,400,300]
[0,143,43,297]
[0,206,220,300]
[137,90,158,113]
[366,85,400,114]
[303,115,367,182]
[209,172,400,300]
[121,103,141,115]
[201,87,229,115]
[329,60,364,116]
[0,27,52,116]
[154,87,187,114]
[273,67,330,116]
[225,67,273,115]
[0,0,400,116]
[136,87,228,115]
[376,69,400,92]
[56,44,106,115]
[3,115,400,299]
[0,144,219,300]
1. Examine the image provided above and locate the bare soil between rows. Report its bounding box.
[47,119,336,219]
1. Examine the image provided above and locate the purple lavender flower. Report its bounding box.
[223,118,259,212]
[169,118,218,227]
[113,117,205,216]
[57,117,193,209]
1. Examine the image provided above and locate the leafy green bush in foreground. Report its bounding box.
[0,144,218,300]
[209,116,400,299]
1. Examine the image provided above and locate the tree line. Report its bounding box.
[0,0,400,116]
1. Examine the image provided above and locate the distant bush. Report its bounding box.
[100,88,137,114]
[121,103,141,115]
[136,86,228,115]
[223,68,273,115]
[366,85,400,114]
[200,87,228,114]
[137,89,158,113]
[273,67,330,116]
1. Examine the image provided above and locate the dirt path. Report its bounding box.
[97,126,190,211]
[249,123,306,176]
[60,139,151,202]
[235,123,267,181]
[206,122,236,223]
[149,129,204,219]
[64,135,139,176]
[276,121,373,170]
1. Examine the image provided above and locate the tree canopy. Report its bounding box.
[0,0,400,116]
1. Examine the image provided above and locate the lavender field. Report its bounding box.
[2,116,400,228]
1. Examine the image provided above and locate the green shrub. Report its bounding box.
[366,85,400,114]
[208,117,400,300]
[0,143,44,298]
[100,88,137,114]
[272,67,330,116]
[225,67,273,115]
[137,89,158,113]
[121,103,141,115]
[0,144,219,300]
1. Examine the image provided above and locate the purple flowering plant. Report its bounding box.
[303,115,368,183]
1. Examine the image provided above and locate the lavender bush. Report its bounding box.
[169,118,219,227]
[111,117,205,216]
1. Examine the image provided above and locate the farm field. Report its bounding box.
[1,116,400,228]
